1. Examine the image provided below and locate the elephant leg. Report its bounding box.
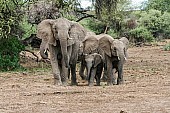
[68,68,70,79]
[61,58,69,86]
[69,44,78,85]
[117,63,124,85]
[89,68,97,86]
[112,69,117,85]
[95,64,103,86]
[49,45,62,86]
[106,57,114,86]
[70,63,78,85]
[79,59,86,80]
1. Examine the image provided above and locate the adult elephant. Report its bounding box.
[98,36,129,85]
[37,17,88,86]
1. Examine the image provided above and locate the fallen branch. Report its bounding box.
[24,49,39,62]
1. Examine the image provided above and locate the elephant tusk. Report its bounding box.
[124,57,127,61]
[118,56,120,60]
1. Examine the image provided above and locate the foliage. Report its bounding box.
[129,26,154,42]
[0,0,26,71]
[0,38,25,71]
[107,29,118,38]
[139,9,170,39]
[146,0,170,12]
[20,18,37,39]
[27,0,81,24]
[139,9,162,35]
[85,18,106,34]
[0,0,25,38]
[160,12,170,38]
[163,43,170,51]
[91,0,131,33]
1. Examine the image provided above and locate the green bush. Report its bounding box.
[129,26,154,42]
[20,18,36,40]
[86,18,106,34]
[107,29,118,38]
[0,37,25,71]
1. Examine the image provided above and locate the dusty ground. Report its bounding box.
[0,42,170,113]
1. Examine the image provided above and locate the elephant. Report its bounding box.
[37,17,89,86]
[84,53,103,86]
[98,35,129,85]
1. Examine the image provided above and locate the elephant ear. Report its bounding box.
[67,22,79,46]
[82,35,98,54]
[98,35,113,57]
[37,19,56,46]
[93,53,102,68]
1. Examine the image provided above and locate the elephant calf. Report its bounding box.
[84,53,103,86]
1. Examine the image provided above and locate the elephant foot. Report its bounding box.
[107,82,113,86]
[71,82,78,86]
[80,75,86,80]
[112,80,117,85]
[62,81,69,86]
[89,83,94,87]
[54,79,62,86]
[117,79,124,85]
[96,82,100,86]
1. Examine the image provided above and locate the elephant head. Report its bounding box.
[99,35,126,61]
[37,18,75,68]
[119,37,129,58]
[119,37,129,50]
[85,53,103,79]
[82,35,99,54]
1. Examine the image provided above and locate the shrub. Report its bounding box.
[86,18,106,34]
[20,18,36,40]
[129,26,154,42]
[107,29,118,38]
[0,37,25,71]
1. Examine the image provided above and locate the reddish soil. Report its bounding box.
[0,43,170,113]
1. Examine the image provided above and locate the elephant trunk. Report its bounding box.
[59,33,69,68]
[86,60,93,80]
[117,50,126,61]
[40,40,48,59]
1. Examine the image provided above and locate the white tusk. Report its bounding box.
[124,57,127,61]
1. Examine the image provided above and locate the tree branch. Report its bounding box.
[24,49,39,62]
[76,14,96,22]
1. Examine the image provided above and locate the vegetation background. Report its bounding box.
[0,0,170,71]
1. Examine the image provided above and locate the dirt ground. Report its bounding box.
[0,42,170,113]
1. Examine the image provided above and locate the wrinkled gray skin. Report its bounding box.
[84,53,103,86]
[79,34,104,80]
[99,36,129,85]
[78,32,96,80]
[119,37,129,58]
[37,18,88,86]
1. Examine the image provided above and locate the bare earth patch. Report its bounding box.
[0,45,170,113]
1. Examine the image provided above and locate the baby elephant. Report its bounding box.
[84,53,103,86]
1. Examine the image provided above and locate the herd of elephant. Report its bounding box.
[37,17,129,86]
